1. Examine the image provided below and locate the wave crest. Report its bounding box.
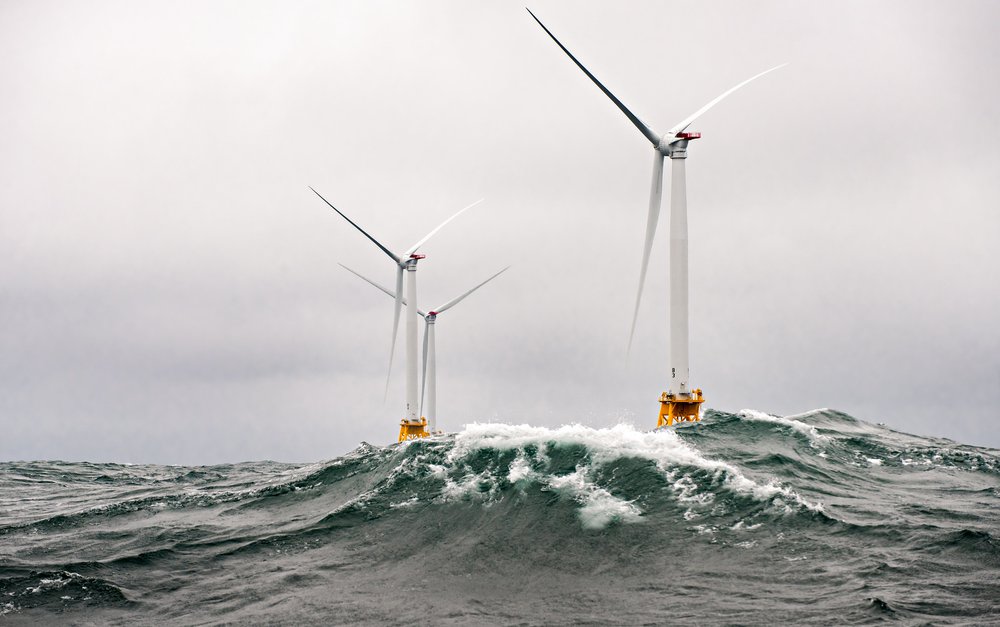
[438,422,823,528]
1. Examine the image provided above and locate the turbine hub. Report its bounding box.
[656,131,701,156]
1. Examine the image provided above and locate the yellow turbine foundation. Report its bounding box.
[398,418,430,442]
[658,389,705,428]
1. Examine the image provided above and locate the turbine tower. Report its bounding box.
[312,187,482,440]
[528,9,783,427]
[340,264,509,434]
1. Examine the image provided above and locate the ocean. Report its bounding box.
[1,409,998,625]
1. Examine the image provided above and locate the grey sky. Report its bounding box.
[2,0,998,464]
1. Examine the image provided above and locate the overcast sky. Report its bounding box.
[2,0,997,464]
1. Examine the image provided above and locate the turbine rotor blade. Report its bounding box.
[405,199,484,257]
[340,263,397,300]
[385,265,404,399]
[310,187,401,264]
[527,8,661,147]
[339,263,428,317]
[433,266,510,314]
[628,150,665,355]
[666,64,787,138]
[420,318,429,419]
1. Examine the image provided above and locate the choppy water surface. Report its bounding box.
[2,409,998,625]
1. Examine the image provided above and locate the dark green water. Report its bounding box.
[1,409,998,624]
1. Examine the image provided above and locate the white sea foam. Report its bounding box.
[546,467,642,530]
[439,467,501,502]
[23,572,84,595]
[506,452,534,483]
[389,496,419,509]
[452,422,726,473]
[737,409,830,447]
[672,474,714,505]
[447,422,823,519]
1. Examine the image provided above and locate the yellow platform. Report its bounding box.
[398,418,430,442]
[657,389,705,428]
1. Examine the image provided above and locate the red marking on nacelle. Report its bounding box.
[676,132,701,139]
[410,253,426,260]
[428,311,438,316]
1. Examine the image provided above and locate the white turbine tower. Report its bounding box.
[339,264,509,434]
[528,9,784,427]
[311,187,482,440]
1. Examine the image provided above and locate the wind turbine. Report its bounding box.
[339,263,509,434]
[528,9,784,427]
[311,187,483,440]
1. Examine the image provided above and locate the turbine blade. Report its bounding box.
[666,64,787,137]
[405,199,484,257]
[340,263,397,300]
[628,150,665,355]
[420,318,429,419]
[527,8,661,147]
[433,266,510,314]
[310,187,401,264]
[385,265,404,399]
[339,263,428,317]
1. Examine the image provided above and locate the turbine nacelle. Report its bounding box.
[656,132,701,157]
